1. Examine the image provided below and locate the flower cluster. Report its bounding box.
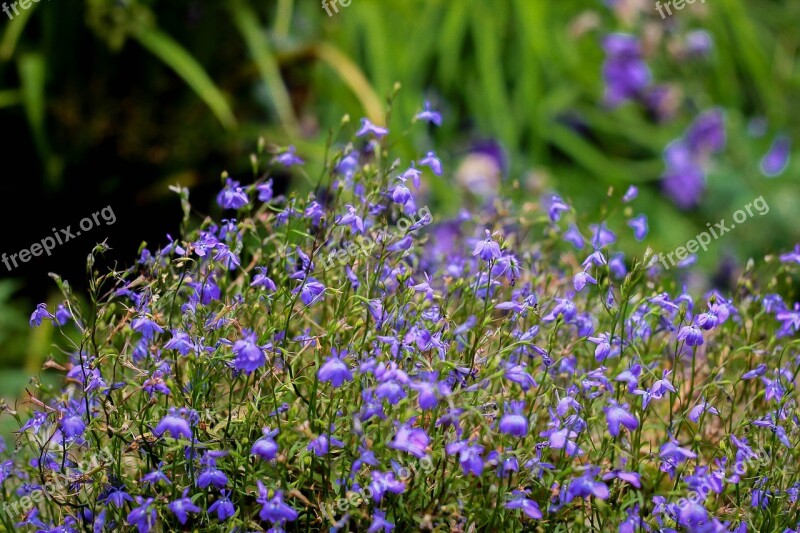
[3,104,800,533]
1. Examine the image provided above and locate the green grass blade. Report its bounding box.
[132,25,237,131]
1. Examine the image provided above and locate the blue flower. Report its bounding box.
[273,145,304,167]
[760,135,790,177]
[627,214,648,241]
[216,178,249,209]
[154,409,193,440]
[318,348,353,387]
[208,490,235,521]
[168,489,201,525]
[415,100,442,126]
[498,401,529,437]
[252,427,280,460]
[355,118,388,138]
[127,497,156,533]
[257,483,298,524]
[30,303,54,327]
[232,331,266,374]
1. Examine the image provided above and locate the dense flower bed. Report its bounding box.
[2,106,800,532]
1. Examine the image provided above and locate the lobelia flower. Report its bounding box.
[505,490,543,519]
[355,118,388,138]
[256,179,274,202]
[141,463,171,486]
[389,422,430,458]
[445,440,485,476]
[627,214,648,241]
[498,401,529,437]
[272,145,304,167]
[132,314,164,340]
[216,178,249,209]
[418,151,443,176]
[573,270,597,292]
[154,408,193,440]
[256,483,298,525]
[100,485,133,508]
[678,324,704,346]
[778,244,800,264]
[369,470,406,502]
[318,348,354,387]
[168,489,201,525]
[232,331,266,374]
[367,509,395,533]
[415,100,442,126]
[565,469,609,503]
[604,402,638,437]
[564,224,585,249]
[252,428,280,460]
[548,195,569,222]
[689,399,720,423]
[601,33,651,107]
[602,470,641,488]
[622,185,638,203]
[30,303,55,327]
[197,461,229,489]
[760,135,791,177]
[208,490,235,521]
[54,304,71,326]
[127,497,157,533]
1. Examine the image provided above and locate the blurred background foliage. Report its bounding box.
[0,0,798,417]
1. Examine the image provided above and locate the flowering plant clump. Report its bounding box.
[3,104,800,533]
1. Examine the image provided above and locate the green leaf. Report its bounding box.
[131,25,237,131]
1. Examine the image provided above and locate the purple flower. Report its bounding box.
[273,145,304,167]
[548,195,569,222]
[168,489,201,525]
[415,100,442,126]
[257,179,274,202]
[622,185,638,203]
[779,244,800,264]
[472,230,501,261]
[604,402,638,437]
[505,491,542,519]
[318,349,354,387]
[101,486,133,508]
[498,401,529,437]
[295,279,326,306]
[30,303,54,327]
[197,464,228,489]
[59,415,85,440]
[573,270,597,292]
[760,135,791,177]
[257,483,298,524]
[389,423,430,458]
[54,304,71,326]
[252,428,280,460]
[216,178,249,209]
[154,409,193,440]
[688,398,719,423]
[355,118,388,138]
[564,225,584,249]
[446,440,485,476]
[627,214,648,241]
[418,151,443,176]
[127,497,157,533]
[132,314,164,340]
[742,364,767,380]
[208,490,235,521]
[678,324,704,346]
[367,509,394,533]
[601,33,651,107]
[232,331,266,374]
[565,470,609,503]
